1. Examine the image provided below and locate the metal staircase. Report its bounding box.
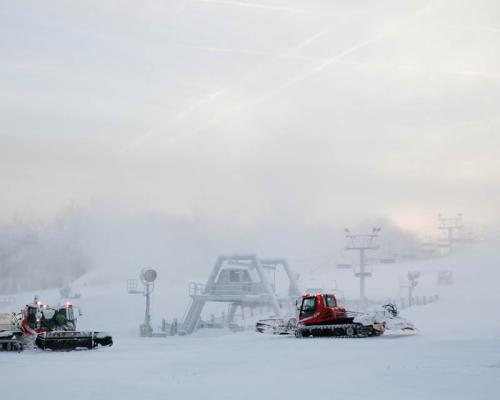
[179,298,205,335]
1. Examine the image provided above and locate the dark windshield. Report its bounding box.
[55,308,76,330]
[40,308,56,330]
[39,307,75,330]
[300,297,317,318]
[324,295,337,308]
[28,307,37,329]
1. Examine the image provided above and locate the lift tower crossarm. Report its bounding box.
[343,228,381,308]
[437,213,463,253]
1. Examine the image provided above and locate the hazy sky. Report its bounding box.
[2,0,500,234]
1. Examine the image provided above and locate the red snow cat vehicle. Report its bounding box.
[256,292,414,338]
[293,293,385,338]
[0,298,112,351]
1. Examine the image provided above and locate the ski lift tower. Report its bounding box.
[343,228,381,307]
[127,268,158,337]
[438,213,463,254]
[180,254,301,335]
[407,271,420,306]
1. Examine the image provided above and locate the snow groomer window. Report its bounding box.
[324,295,337,308]
[300,297,317,317]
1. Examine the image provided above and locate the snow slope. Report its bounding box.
[1,240,499,399]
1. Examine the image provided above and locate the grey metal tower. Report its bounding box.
[343,228,381,307]
[438,213,463,253]
[179,254,301,335]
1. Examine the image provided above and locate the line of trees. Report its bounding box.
[0,211,90,295]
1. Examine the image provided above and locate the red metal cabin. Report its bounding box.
[298,293,352,326]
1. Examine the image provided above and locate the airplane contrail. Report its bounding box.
[335,59,500,80]
[173,45,279,57]
[444,24,500,34]
[203,2,499,34]
[172,41,318,61]
[158,1,453,139]
[230,0,451,106]
[118,29,330,154]
[260,31,393,100]
[170,47,500,81]
[195,0,388,21]
[197,0,309,14]
[122,0,496,153]
[167,33,393,140]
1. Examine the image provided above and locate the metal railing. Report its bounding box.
[189,282,265,296]
[0,296,16,309]
[388,294,440,309]
[188,282,206,296]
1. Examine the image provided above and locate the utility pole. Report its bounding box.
[438,213,463,253]
[343,227,381,307]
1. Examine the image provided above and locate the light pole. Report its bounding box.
[343,227,381,307]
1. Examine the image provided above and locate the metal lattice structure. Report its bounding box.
[343,228,381,307]
[438,213,463,253]
[179,254,301,335]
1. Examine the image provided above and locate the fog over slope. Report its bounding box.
[1,1,499,291]
[0,207,423,294]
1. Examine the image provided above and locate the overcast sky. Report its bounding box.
[2,0,500,234]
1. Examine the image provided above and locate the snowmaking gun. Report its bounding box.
[0,298,112,351]
[256,293,415,338]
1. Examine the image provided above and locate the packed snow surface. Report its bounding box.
[1,241,500,399]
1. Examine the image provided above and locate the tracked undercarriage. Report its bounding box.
[256,317,385,338]
[0,330,113,352]
[0,331,24,351]
[35,331,113,350]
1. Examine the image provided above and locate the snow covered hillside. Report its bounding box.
[1,239,499,399]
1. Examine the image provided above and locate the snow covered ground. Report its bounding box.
[1,330,499,400]
[1,241,499,399]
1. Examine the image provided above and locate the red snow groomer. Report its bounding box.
[256,293,414,337]
[3,299,113,351]
[294,293,385,338]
